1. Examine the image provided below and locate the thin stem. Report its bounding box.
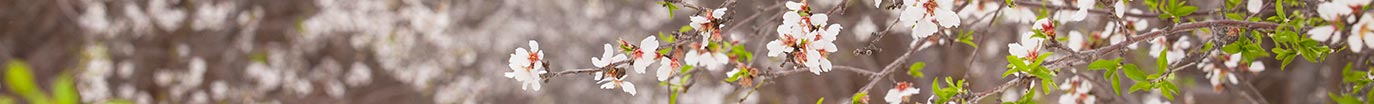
[1045,20,1280,69]
[999,0,1218,18]
[968,77,1029,103]
[857,35,934,95]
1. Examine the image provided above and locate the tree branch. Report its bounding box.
[999,0,1217,18]
[1045,20,1280,69]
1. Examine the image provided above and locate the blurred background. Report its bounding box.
[0,0,1352,103]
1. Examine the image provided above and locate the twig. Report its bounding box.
[1044,20,1280,69]
[967,77,1029,103]
[856,35,935,95]
[998,0,1218,18]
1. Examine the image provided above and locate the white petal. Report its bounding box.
[934,9,962,27]
[786,1,805,10]
[713,8,728,18]
[1068,31,1086,51]
[1247,0,1263,14]
[912,21,938,38]
[642,36,659,50]
[685,50,701,66]
[528,41,540,52]
[811,14,830,26]
[1113,2,1127,18]
[885,89,904,103]
[1249,62,1266,72]
[1350,33,1366,53]
[1008,44,1028,58]
[875,0,884,8]
[689,16,708,29]
[1309,26,1337,42]
[622,82,637,95]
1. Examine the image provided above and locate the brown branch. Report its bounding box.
[856,35,935,96]
[1045,20,1280,69]
[1000,0,1217,18]
[967,77,1030,103]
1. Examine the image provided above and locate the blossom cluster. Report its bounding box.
[767,1,843,74]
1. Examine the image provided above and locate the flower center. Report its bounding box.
[922,0,939,16]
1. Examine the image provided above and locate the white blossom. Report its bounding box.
[1058,76,1097,104]
[1347,15,1374,53]
[884,82,921,104]
[1067,31,1088,51]
[633,36,661,73]
[598,75,637,95]
[1308,25,1342,44]
[771,2,843,74]
[657,58,679,81]
[690,8,729,40]
[592,44,629,68]
[1316,0,1371,22]
[1009,32,1045,60]
[1247,0,1263,14]
[901,0,961,38]
[506,40,548,91]
[1113,1,1128,18]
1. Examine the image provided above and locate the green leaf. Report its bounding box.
[1202,41,1215,51]
[851,92,869,104]
[1087,58,1122,70]
[1330,93,1362,104]
[1122,64,1148,81]
[1107,71,1122,95]
[726,67,747,82]
[659,32,676,43]
[731,45,754,62]
[1156,46,1169,72]
[1128,81,1153,92]
[6,60,49,104]
[669,87,680,104]
[52,74,77,104]
[816,97,825,104]
[659,47,674,55]
[1172,6,1198,17]
[909,62,927,78]
[680,25,694,33]
[958,30,978,48]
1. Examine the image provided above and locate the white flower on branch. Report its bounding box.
[884,82,921,104]
[900,0,961,39]
[1067,31,1088,51]
[1058,76,1097,104]
[632,36,661,73]
[1308,25,1343,44]
[1246,0,1263,14]
[686,37,730,70]
[691,7,729,41]
[506,40,547,91]
[1316,0,1371,23]
[598,74,637,95]
[593,44,629,68]
[657,58,680,81]
[1009,32,1046,61]
[1113,1,1128,18]
[1347,15,1374,53]
[1200,54,1242,91]
[1148,37,1189,64]
[772,1,843,74]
